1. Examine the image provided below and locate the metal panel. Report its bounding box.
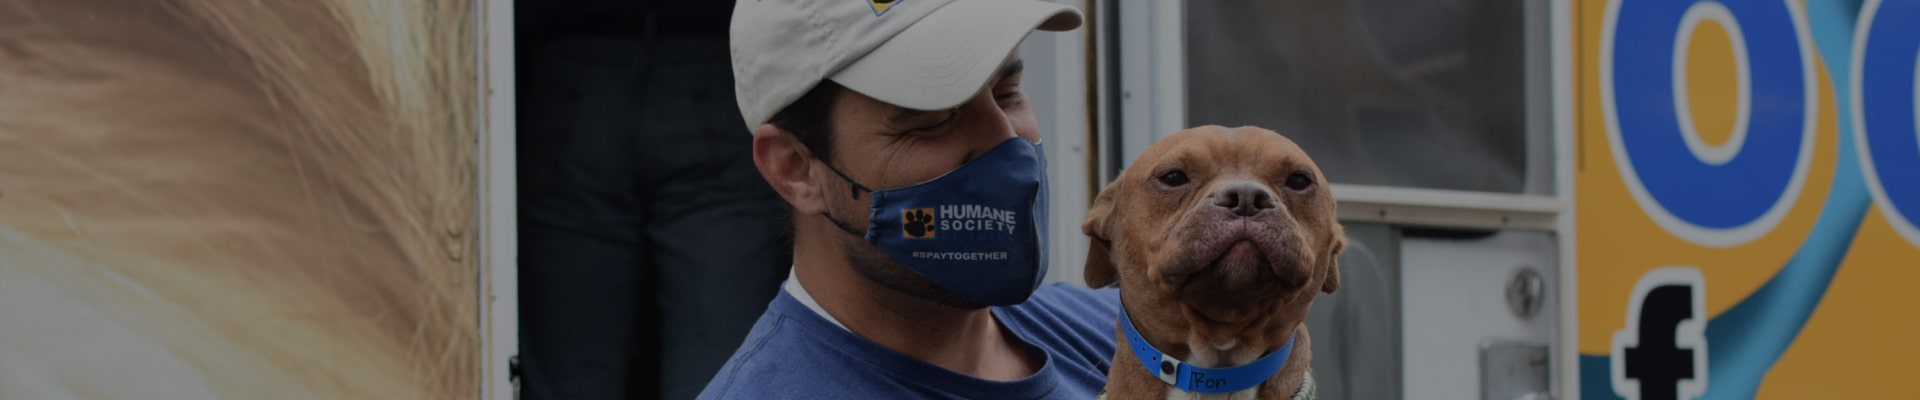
[1113,0,1186,175]
[1335,184,1566,231]
[1402,231,1560,400]
[1307,223,1404,400]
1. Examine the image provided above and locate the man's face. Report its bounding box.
[819,55,1040,308]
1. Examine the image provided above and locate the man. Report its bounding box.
[700,0,1120,398]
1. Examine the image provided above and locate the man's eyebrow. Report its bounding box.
[888,107,940,125]
[998,59,1025,83]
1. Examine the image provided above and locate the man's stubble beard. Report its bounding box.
[823,181,986,310]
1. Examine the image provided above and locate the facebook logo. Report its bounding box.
[1611,268,1709,400]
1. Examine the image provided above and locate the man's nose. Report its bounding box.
[957,88,1019,159]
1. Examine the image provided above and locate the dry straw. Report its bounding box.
[0,0,478,397]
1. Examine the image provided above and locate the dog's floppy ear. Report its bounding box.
[1321,233,1346,294]
[1085,238,1117,288]
[1083,182,1120,288]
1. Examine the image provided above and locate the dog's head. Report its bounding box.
[1084,125,1344,349]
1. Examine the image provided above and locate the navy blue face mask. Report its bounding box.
[819,137,1050,306]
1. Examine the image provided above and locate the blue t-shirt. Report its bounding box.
[698,283,1121,399]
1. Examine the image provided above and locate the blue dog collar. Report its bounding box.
[1120,307,1296,394]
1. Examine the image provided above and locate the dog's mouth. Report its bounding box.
[1165,219,1305,296]
[1203,239,1268,275]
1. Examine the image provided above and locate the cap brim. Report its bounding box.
[830,0,1083,111]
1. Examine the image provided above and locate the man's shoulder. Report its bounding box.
[701,284,1124,400]
[698,308,796,399]
[699,291,925,400]
[699,296,867,399]
[1003,283,1120,324]
[995,283,1121,384]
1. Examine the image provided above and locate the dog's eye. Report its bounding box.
[1284,172,1314,191]
[1158,170,1190,186]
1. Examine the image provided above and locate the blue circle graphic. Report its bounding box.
[1609,0,1813,233]
[1857,0,1920,246]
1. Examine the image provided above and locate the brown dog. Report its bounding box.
[1084,125,1344,399]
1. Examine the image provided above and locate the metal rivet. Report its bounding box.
[1506,266,1545,319]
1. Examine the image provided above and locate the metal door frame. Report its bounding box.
[479,0,518,398]
[1102,0,1582,398]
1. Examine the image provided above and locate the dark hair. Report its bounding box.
[766,80,845,161]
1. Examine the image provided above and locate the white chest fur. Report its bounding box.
[1164,388,1261,400]
[1162,341,1267,400]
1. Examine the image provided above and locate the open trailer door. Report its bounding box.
[1101,0,1570,398]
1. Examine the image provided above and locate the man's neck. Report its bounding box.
[791,226,1040,381]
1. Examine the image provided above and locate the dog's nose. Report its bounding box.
[1211,182,1277,217]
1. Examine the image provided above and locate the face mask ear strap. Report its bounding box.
[819,211,867,238]
[818,160,874,199]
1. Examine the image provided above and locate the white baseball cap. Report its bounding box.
[730,0,1084,132]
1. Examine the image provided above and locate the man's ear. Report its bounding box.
[1321,231,1346,294]
[752,123,824,214]
[1083,182,1120,288]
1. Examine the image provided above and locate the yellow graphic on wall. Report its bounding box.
[1574,0,1920,398]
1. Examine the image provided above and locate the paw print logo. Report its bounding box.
[867,0,900,16]
[902,208,936,238]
